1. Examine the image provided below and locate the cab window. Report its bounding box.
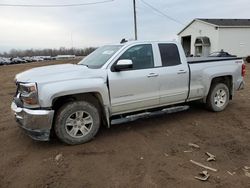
[119,44,154,70]
[158,43,181,66]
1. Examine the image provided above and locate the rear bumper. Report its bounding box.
[11,102,54,141]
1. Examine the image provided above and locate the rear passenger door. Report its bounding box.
[157,43,189,105]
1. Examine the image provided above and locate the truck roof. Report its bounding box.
[111,40,179,46]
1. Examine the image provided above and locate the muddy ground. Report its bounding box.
[0,60,250,188]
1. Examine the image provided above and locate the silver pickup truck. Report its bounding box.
[11,41,245,145]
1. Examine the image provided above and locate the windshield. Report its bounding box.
[78,45,122,68]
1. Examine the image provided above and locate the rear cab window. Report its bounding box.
[158,43,181,67]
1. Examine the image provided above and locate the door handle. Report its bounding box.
[177,70,187,74]
[147,73,159,78]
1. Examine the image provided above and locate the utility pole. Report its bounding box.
[133,0,138,40]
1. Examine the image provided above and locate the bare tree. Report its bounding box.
[0,47,97,57]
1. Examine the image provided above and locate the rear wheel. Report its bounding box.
[206,83,230,112]
[54,101,100,145]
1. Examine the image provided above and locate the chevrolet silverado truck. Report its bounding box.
[11,41,245,145]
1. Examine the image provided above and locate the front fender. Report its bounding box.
[38,78,110,108]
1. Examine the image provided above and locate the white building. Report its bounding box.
[178,19,250,57]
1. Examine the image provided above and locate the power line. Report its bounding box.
[140,0,202,33]
[0,0,114,8]
[139,0,185,26]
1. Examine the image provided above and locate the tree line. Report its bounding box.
[0,47,97,58]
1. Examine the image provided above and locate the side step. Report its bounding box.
[111,105,189,125]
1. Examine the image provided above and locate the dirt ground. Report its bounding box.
[0,60,250,188]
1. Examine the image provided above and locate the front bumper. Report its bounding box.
[11,102,54,141]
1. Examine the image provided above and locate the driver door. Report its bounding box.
[108,44,160,115]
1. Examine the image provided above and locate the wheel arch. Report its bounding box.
[204,75,233,102]
[52,92,110,128]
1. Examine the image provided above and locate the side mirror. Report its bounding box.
[114,59,133,71]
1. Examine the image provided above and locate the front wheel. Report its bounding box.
[206,83,230,112]
[54,101,100,145]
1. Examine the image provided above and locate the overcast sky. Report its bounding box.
[0,0,249,52]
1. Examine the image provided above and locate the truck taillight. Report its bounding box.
[242,64,246,77]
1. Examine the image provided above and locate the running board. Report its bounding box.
[111,105,189,125]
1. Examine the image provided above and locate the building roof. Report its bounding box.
[178,18,250,35]
[198,19,250,27]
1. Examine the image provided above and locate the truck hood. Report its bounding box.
[15,64,107,83]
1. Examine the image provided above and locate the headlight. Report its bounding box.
[18,82,39,108]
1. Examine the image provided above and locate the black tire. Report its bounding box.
[54,101,100,145]
[206,83,230,112]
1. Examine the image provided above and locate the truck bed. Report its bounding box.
[187,57,242,64]
[186,56,244,102]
